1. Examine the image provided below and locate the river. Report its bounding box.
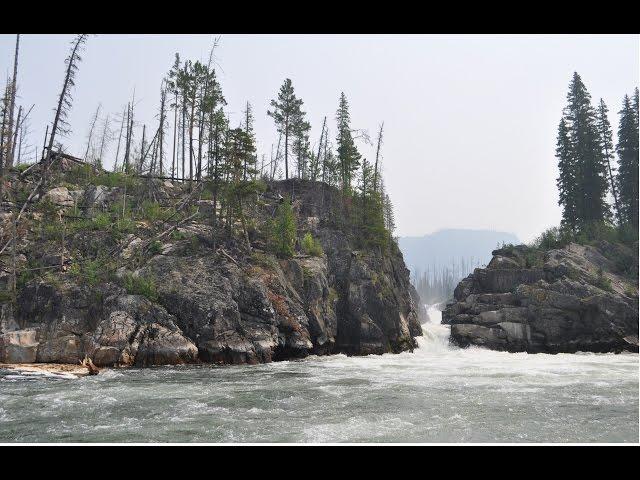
[1,306,637,443]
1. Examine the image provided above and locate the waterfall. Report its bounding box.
[415,303,452,353]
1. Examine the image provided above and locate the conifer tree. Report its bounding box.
[556,118,578,232]
[595,99,620,223]
[242,102,255,180]
[268,79,305,180]
[292,111,311,179]
[222,127,258,245]
[335,92,361,193]
[633,87,639,130]
[270,196,296,258]
[616,93,639,228]
[562,72,610,228]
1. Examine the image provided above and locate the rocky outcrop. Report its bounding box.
[0,178,421,366]
[443,242,639,353]
[0,281,198,367]
[268,180,421,356]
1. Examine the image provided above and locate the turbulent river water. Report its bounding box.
[1,306,638,443]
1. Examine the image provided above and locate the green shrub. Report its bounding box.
[92,212,112,230]
[149,240,162,255]
[594,268,613,293]
[250,251,278,270]
[41,222,64,241]
[68,258,113,286]
[16,269,35,291]
[122,273,158,302]
[115,217,136,234]
[268,197,296,258]
[301,232,323,257]
[14,163,32,173]
[66,164,95,185]
[170,229,187,240]
[93,171,138,189]
[532,226,573,250]
[139,200,166,221]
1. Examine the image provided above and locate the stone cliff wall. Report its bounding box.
[0,179,421,366]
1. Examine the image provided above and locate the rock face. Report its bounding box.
[0,179,421,366]
[443,242,639,353]
[0,281,198,367]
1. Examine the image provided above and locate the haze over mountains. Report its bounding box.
[398,228,521,275]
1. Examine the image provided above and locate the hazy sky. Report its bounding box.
[1,34,638,242]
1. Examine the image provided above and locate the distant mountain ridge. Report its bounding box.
[398,229,521,275]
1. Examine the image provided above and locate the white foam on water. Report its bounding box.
[0,303,637,443]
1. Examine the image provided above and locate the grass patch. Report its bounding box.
[121,272,158,302]
[594,268,613,293]
[301,232,323,257]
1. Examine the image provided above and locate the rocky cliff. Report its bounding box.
[442,242,638,353]
[0,170,421,366]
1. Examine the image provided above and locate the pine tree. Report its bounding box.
[222,127,259,245]
[633,87,639,131]
[292,110,311,179]
[269,196,297,258]
[562,72,610,229]
[268,79,305,180]
[335,92,361,193]
[616,94,639,228]
[595,99,620,223]
[556,118,579,232]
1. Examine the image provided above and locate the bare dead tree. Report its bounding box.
[97,113,111,168]
[373,121,384,194]
[157,83,167,176]
[312,116,326,181]
[171,90,178,180]
[3,34,83,260]
[0,82,8,200]
[138,123,146,174]
[4,34,20,169]
[9,34,88,230]
[12,104,34,165]
[83,103,102,162]
[43,34,89,186]
[113,107,126,172]
[10,106,22,163]
[124,89,136,173]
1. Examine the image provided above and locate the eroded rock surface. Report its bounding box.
[443,242,639,353]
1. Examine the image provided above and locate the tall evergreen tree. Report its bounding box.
[633,87,639,131]
[335,92,361,193]
[596,99,621,223]
[292,110,311,179]
[616,94,639,228]
[562,72,610,228]
[267,79,304,180]
[556,117,579,232]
